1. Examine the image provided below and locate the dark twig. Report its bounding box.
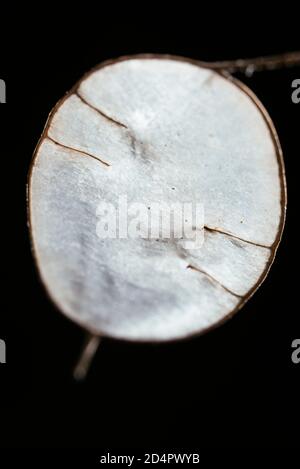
[73,334,101,381]
[205,51,300,76]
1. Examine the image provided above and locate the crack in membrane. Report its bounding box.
[75,91,128,129]
[75,91,151,165]
[204,225,271,249]
[46,135,110,167]
[186,264,242,298]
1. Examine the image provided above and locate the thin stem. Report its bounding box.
[205,51,300,75]
[73,334,101,381]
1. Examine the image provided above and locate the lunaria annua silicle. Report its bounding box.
[28,55,287,349]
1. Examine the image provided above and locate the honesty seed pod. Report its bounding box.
[28,54,289,375]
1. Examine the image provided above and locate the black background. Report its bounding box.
[0,8,299,457]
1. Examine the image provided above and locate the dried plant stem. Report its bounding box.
[206,51,300,75]
[73,334,101,381]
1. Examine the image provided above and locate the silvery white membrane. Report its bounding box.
[28,56,286,341]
